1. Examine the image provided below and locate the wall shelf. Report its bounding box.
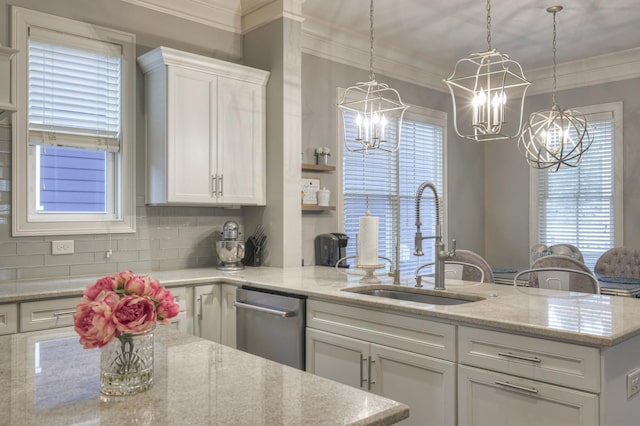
[302,205,336,212]
[302,163,336,172]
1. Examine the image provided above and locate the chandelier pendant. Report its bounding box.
[445,0,530,142]
[518,5,593,171]
[338,0,408,154]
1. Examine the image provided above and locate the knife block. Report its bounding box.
[242,237,262,267]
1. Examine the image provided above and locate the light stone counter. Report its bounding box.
[3,266,640,346]
[0,326,409,425]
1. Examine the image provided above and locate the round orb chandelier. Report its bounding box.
[518,5,593,171]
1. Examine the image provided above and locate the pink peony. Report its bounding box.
[113,295,157,333]
[73,291,119,348]
[84,276,117,301]
[124,275,155,297]
[155,286,181,324]
[114,270,135,289]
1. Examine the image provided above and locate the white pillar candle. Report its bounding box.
[358,212,379,266]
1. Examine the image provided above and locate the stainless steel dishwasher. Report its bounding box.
[235,286,306,370]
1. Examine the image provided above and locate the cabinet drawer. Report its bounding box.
[459,326,600,392]
[0,303,18,335]
[20,297,80,332]
[307,299,456,361]
[458,364,598,426]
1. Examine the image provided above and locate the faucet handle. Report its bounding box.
[450,239,457,256]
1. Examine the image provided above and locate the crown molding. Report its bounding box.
[121,0,242,33]
[526,47,640,95]
[301,17,447,93]
[243,0,304,34]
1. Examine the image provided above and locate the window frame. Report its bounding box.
[528,101,624,267]
[11,6,136,236]
[337,87,448,273]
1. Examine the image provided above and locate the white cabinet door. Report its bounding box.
[371,344,456,426]
[220,284,236,348]
[194,285,221,342]
[458,365,598,426]
[216,76,265,205]
[167,66,217,204]
[168,286,193,335]
[0,303,18,335]
[306,328,369,390]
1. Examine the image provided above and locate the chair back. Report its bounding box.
[594,247,640,279]
[516,255,600,294]
[548,244,584,263]
[447,249,494,283]
[444,261,485,283]
[514,267,600,294]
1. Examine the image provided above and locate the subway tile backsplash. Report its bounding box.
[0,124,244,282]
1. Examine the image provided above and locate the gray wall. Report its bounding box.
[484,77,640,269]
[300,53,486,266]
[0,0,247,281]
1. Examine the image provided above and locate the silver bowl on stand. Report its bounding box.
[216,240,245,271]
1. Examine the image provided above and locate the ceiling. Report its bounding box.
[125,0,640,92]
[301,0,640,91]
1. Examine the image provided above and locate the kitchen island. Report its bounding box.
[0,326,408,425]
[4,266,640,425]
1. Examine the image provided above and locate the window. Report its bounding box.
[341,100,447,276]
[530,102,624,270]
[12,7,136,235]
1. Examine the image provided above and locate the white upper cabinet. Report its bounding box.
[138,47,269,206]
[0,46,18,119]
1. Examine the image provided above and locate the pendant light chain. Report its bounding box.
[551,9,558,105]
[486,0,492,51]
[369,0,375,81]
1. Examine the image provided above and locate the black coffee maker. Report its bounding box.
[315,233,349,268]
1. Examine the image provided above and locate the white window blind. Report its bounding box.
[28,27,122,152]
[536,111,616,270]
[343,109,444,275]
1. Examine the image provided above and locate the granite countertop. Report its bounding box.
[0,326,409,425]
[3,266,640,346]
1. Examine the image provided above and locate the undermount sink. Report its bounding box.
[342,286,483,305]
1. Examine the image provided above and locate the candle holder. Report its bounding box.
[357,263,386,284]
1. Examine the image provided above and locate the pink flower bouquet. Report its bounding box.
[73,270,180,349]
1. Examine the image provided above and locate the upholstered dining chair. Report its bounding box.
[548,244,584,263]
[415,249,495,283]
[594,247,640,279]
[444,249,495,283]
[515,255,600,294]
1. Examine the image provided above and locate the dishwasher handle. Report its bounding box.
[233,300,297,318]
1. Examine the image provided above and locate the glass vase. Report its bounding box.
[316,155,329,165]
[100,327,154,396]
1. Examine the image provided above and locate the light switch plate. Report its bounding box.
[51,240,74,255]
[627,369,640,399]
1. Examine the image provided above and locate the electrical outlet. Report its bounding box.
[627,369,640,399]
[51,240,74,255]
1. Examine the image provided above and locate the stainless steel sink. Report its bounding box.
[342,286,483,305]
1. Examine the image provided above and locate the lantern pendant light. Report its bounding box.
[518,6,592,171]
[445,0,531,142]
[338,0,409,154]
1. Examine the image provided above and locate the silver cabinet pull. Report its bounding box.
[233,301,296,318]
[368,358,376,389]
[360,355,368,388]
[53,310,76,318]
[211,175,217,197]
[219,174,224,197]
[498,351,542,363]
[495,380,539,394]
[197,295,203,320]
